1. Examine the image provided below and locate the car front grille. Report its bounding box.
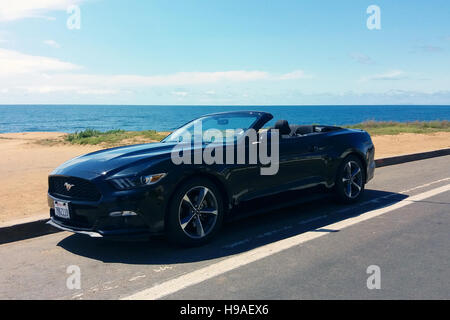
[49,176,101,201]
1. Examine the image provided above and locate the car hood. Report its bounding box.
[51,142,178,180]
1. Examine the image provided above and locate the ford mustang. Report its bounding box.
[47,111,375,246]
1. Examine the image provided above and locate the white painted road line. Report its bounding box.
[399,177,450,194]
[122,183,450,300]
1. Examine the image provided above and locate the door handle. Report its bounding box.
[309,145,319,152]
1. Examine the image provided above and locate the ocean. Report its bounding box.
[0,105,449,133]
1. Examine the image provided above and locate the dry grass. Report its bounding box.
[345,120,450,136]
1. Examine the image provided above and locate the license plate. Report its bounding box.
[54,200,70,219]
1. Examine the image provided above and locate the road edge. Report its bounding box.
[374,148,450,168]
[1,147,449,245]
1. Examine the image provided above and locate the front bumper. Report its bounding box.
[366,145,376,183]
[47,219,103,238]
[47,180,169,239]
[47,217,156,240]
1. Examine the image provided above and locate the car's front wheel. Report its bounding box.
[166,177,224,246]
[335,155,365,203]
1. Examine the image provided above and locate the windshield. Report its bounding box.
[162,113,260,143]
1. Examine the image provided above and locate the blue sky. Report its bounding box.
[0,0,449,105]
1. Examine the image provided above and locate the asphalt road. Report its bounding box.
[0,156,449,300]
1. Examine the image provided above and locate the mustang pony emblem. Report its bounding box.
[64,182,75,191]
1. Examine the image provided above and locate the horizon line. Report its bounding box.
[0,104,450,107]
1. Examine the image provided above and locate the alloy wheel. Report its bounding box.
[342,160,363,199]
[178,186,219,239]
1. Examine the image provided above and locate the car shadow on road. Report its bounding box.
[57,188,408,265]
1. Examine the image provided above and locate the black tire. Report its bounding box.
[166,177,224,246]
[335,155,365,204]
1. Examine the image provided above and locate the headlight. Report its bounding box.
[110,173,167,190]
[140,173,167,185]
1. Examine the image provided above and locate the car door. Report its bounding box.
[285,133,329,187]
[245,132,329,199]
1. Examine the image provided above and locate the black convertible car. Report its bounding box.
[47,111,375,245]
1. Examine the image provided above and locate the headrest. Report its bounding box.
[274,120,291,135]
[294,125,314,135]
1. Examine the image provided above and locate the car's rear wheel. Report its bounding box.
[166,177,224,246]
[335,155,365,203]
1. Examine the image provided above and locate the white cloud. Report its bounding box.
[360,70,407,82]
[43,39,61,48]
[0,48,80,75]
[106,70,270,86]
[171,91,188,97]
[416,45,444,53]
[22,85,79,93]
[18,85,120,95]
[350,52,375,65]
[77,88,119,95]
[278,70,311,80]
[0,49,315,99]
[0,69,271,96]
[0,0,83,21]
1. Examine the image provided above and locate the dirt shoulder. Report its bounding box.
[0,131,449,223]
[371,132,450,158]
